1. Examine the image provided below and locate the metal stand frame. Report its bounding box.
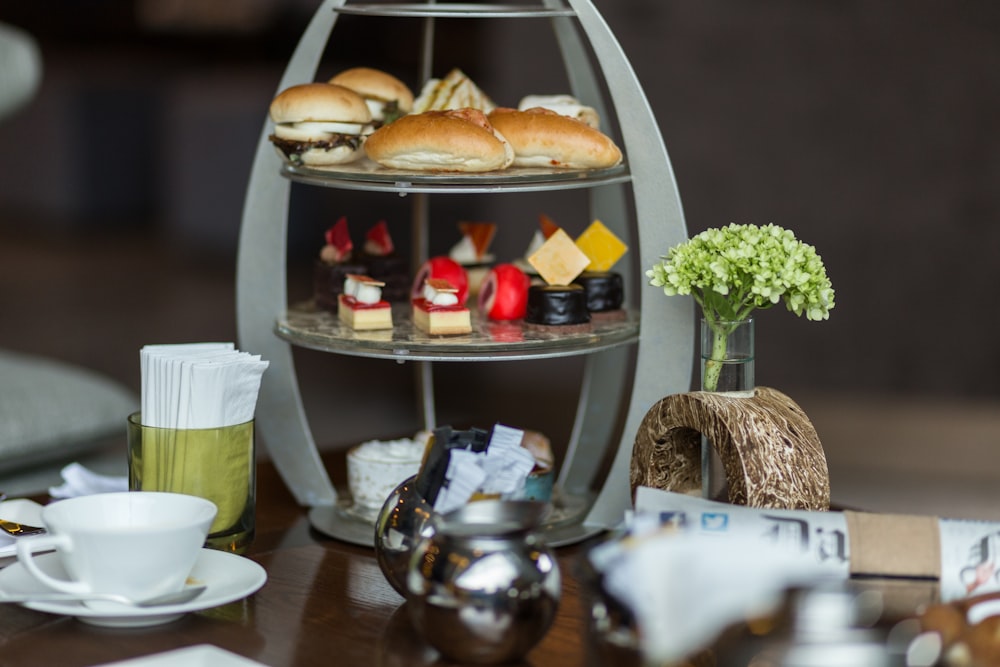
[236,0,692,544]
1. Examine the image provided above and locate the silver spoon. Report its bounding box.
[0,585,207,607]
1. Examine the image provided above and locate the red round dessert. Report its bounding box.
[478,263,530,320]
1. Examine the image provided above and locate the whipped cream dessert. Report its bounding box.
[347,437,425,510]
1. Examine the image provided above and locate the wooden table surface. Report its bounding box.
[0,459,595,667]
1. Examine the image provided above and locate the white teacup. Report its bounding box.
[16,491,216,609]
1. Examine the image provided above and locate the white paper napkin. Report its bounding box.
[139,343,269,429]
[48,462,127,499]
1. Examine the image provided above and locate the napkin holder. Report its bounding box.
[630,386,830,510]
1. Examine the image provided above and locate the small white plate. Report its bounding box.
[0,548,266,627]
[95,644,267,666]
[0,499,46,557]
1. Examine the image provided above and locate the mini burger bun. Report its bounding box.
[329,67,414,112]
[269,82,372,125]
[364,110,514,172]
[487,107,622,169]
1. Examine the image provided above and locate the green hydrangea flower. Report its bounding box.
[646,223,834,391]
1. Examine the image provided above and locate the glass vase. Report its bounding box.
[700,317,755,397]
[700,317,755,498]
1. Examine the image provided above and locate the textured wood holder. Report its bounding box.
[630,387,830,510]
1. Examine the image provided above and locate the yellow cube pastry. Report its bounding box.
[527,228,591,286]
[575,219,628,272]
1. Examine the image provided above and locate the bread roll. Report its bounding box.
[364,110,514,172]
[487,108,622,169]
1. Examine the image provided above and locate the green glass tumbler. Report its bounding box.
[127,412,255,553]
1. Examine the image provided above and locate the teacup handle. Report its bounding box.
[15,534,90,595]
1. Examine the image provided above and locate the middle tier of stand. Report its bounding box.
[277,301,640,362]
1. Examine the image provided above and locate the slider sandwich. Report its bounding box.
[329,67,414,126]
[269,83,374,166]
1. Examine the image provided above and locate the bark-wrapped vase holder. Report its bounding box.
[630,387,830,510]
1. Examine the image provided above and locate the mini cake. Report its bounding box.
[515,213,561,277]
[525,284,590,330]
[346,437,425,513]
[314,217,364,312]
[573,219,629,320]
[573,271,625,320]
[338,274,393,330]
[410,256,469,306]
[358,221,409,301]
[448,221,496,297]
[525,228,592,330]
[478,263,530,321]
[412,278,472,335]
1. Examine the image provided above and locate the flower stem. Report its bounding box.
[703,324,729,392]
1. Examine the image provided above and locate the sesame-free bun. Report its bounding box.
[269,83,372,125]
[329,67,414,111]
[268,83,372,166]
[364,110,514,172]
[487,107,622,169]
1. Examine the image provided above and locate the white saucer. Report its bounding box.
[0,548,267,628]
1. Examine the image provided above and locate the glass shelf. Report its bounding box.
[280,160,631,194]
[276,301,640,362]
[334,3,576,19]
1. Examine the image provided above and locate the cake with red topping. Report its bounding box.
[314,217,365,312]
[357,220,409,301]
[338,274,393,330]
[412,278,471,335]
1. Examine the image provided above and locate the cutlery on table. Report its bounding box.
[0,585,208,608]
[0,519,45,537]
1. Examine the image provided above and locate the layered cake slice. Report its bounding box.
[412,278,471,335]
[338,274,393,330]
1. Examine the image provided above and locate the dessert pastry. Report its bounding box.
[346,436,425,512]
[411,256,469,306]
[478,263,530,321]
[412,278,471,335]
[448,221,496,297]
[525,227,593,330]
[314,217,365,312]
[515,213,561,277]
[337,274,393,330]
[573,271,625,320]
[524,284,590,330]
[528,228,591,287]
[573,219,629,319]
[358,220,408,301]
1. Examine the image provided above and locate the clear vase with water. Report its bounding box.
[701,317,755,396]
[700,317,755,498]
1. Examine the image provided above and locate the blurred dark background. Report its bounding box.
[2,1,999,515]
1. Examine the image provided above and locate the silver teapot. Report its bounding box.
[405,500,561,664]
[374,475,434,597]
